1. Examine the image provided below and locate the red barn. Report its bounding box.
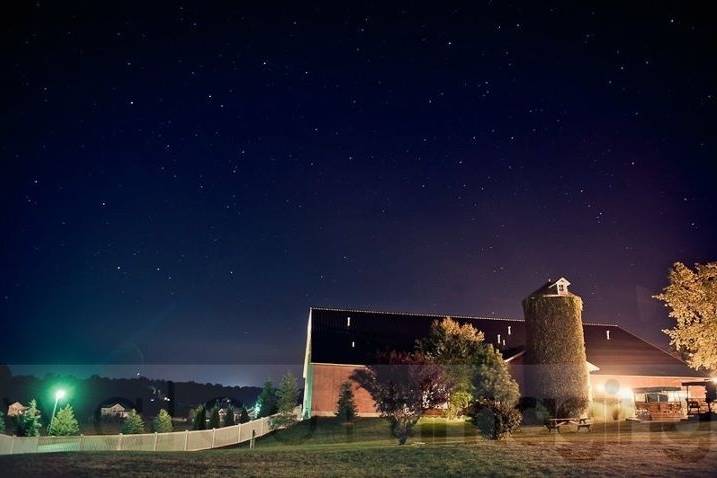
[302,281,709,421]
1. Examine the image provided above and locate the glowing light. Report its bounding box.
[618,388,633,400]
[711,377,717,384]
[55,389,66,401]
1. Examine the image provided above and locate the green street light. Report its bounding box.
[48,389,67,435]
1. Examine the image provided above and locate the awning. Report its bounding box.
[633,386,682,393]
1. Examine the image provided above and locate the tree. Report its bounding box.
[469,344,522,439]
[153,409,173,433]
[335,381,358,423]
[238,407,250,424]
[0,411,5,434]
[50,404,80,436]
[418,317,485,418]
[255,381,278,418]
[273,373,299,428]
[192,405,207,430]
[472,344,520,406]
[208,406,221,429]
[121,409,145,434]
[13,399,42,437]
[351,351,450,445]
[223,406,236,427]
[654,261,717,372]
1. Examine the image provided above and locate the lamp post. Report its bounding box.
[48,389,66,435]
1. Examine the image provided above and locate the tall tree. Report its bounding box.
[50,404,80,436]
[655,261,717,372]
[223,406,236,427]
[255,381,278,418]
[272,373,299,428]
[153,409,173,433]
[418,317,485,418]
[469,344,522,440]
[352,351,450,445]
[208,406,221,429]
[192,405,207,430]
[121,409,145,434]
[13,399,42,437]
[335,381,358,423]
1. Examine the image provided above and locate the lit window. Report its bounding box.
[507,325,512,335]
[606,330,610,340]
[347,316,351,327]
[351,341,355,348]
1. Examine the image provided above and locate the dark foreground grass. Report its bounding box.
[2,418,717,477]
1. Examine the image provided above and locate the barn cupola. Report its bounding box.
[548,277,571,296]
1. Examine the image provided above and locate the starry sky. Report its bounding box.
[2,2,715,386]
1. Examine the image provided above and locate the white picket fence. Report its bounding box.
[0,411,297,455]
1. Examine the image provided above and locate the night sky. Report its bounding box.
[2,2,715,386]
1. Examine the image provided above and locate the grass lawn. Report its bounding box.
[2,418,717,477]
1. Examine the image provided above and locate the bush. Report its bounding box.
[335,381,358,423]
[518,398,553,425]
[0,411,5,434]
[153,409,173,433]
[50,404,80,436]
[444,390,472,419]
[471,400,522,440]
[121,409,145,434]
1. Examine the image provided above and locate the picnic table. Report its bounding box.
[545,417,592,433]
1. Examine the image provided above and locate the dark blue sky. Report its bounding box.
[2,2,715,385]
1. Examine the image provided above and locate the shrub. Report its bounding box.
[519,398,553,425]
[121,409,145,434]
[153,409,173,433]
[471,400,522,440]
[50,404,80,436]
[445,390,472,419]
[335,381,358,423]
[0,411,5,434]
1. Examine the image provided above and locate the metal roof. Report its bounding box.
[308,307,704,378]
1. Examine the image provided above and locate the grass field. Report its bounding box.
[2,417,717,477]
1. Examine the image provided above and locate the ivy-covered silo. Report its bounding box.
[522,277,590,417]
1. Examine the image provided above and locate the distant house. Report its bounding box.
[100,403,130,418]
[7,401,28,417]
[302,278,709,421]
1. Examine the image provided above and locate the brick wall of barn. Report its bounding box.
[308,361,706,417]
[310,363,379,416]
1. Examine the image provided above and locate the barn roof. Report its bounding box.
[308,307,704,378]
